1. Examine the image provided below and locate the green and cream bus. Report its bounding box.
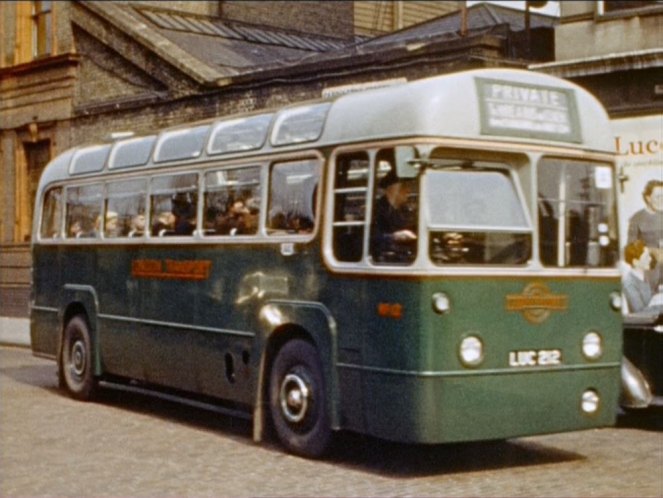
[31,68,623,457]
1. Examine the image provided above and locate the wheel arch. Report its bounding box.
[252,300,340,443]
[58,284,101,376]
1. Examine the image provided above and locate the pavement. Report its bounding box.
[0,316,30,347]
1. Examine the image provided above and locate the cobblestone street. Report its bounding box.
[1,346,661,497]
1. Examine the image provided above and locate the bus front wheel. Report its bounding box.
[269,339,331,458]
[59,315,97,401]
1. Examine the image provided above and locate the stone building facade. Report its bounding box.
[1,0,555,317]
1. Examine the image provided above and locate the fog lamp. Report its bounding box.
[459,336,483,367]
[581,389,600,414]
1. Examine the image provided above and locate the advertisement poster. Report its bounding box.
[612,114,663,315]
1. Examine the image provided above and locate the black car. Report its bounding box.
[621,307,663,409]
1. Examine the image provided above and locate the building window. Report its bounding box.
[32,1,52,58]
[15,1,53,63]
[598,1,663,15]
[16,140,51,242]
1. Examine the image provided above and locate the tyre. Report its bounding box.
[269,339,332,458]
[59,315,97,401]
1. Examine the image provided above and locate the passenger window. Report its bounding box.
[150,173,198,236]
[70,145,110,175]
[40,187,63,239]
[208,115,272,155]
[271,104,330,146]
[106,179,147,238]
[65,184,104,238]
[110,135,156,169]
[204,167,261,236]
[267,159,320,234]
[154,126,209,163]
[332,152,369,262]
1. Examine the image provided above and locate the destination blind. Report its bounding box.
[476,77,581,143]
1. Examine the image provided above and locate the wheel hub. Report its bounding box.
[71,339,86,377]
[280,372,310,423]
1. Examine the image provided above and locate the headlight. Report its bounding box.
[459,336,483,367]
[582,331,603,360]
[581,389,600,414]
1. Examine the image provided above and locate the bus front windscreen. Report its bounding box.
[426,166,532,265]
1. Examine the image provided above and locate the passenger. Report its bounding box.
[243,197,260,234]
[104,211,119,238]
[371,172,417,261]
[129,213,146,237]
[68,219,83,238]
[217,200,251,235]
[171,192,196,235]
[217,200,258,235]
[152,211,175,236]
[287,213,314,233]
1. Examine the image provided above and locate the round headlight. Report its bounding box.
[581,389,600,414]
[459,336,483,367]
[432,292,451,314]
[582,331,603,360]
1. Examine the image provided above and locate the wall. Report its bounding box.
[556,2,663,60]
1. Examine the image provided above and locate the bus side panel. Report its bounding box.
[320,274,369,433]
[96,246,146,380]
[188,244,276,404]
[30,246,62,357]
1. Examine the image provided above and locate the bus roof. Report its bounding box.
[38,68,613,189]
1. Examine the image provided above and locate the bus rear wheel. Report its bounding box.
[269,339,331,458]
[59,315,97,401]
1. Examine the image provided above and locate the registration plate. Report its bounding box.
[509,349,562,367]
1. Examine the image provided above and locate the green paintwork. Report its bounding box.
[31,240,622,444]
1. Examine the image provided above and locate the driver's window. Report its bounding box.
[370,148,418,264]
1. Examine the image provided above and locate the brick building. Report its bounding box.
[0,0,556,318]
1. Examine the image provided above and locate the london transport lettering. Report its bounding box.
[131,259,212,281]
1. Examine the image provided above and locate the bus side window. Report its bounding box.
[150,173,198,237]
[267,159,320,235]
[332,152,369,262]
[106,179,147,238]
[204,167,261,237]
[40,187,63,239]
[65,184,103,238]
